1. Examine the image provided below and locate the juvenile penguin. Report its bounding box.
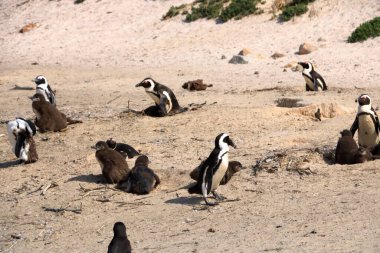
[92,141,130,184]
[297,62,327,91]
[106,138,140,159]
[190,160,243,185]
[107,222,132,253]
[350,94,380,149]
[7,118,36,154]
[188,133,236,206]
[118,155,160,195]
[135,77,186,116]
[31,93,81,132]
[34,75,56,106]
[182,79,213,91]
[335,129,372,164]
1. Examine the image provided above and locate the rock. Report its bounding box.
[271,52,285,59]
[238,48,251,56]
[19,23,38,33]
[254,71,259,75]
[229,55,248,64]
[317,37,326,42]
[298,43,317,55]
[221,55,226,60]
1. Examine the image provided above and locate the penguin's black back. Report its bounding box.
[154,82,182,111]
[311,70,327,90]
[108,222,131,253]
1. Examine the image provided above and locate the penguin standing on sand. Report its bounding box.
[135,77,186,117]
[7,118,38,164]
[92,141,130,184]
[34,75,56,106]
[350,94,380,149]
[297,62,327,91]
[108,222,132,253]
[188,133,236,206]
[118,155,160,195]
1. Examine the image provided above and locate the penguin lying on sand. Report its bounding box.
[92,141,130,184]
[135,77,187,117]
[182,79,213,91]
[108,222,132,253]
[335,129,372,164]
[297,62,327,91]
[106,138,140,159]
[118,155,160,195]
[31,93,81,132]
[190,160,243,185]
[7,118,38,164]
[350,94,380,149]
[188,133,236,206]
[34,75,56,106]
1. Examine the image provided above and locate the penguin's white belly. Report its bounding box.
[303,76,315,90]
[211,154,228,191]
[358,115,379,148]
[19,141,30,162]
[36,89,49,103]
[146,92,171,112]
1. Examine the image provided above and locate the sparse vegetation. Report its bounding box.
[278,0,315,22]
[347,17,380,43]
[163,0,262,23]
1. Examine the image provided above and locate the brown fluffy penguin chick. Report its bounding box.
[107,222,132,253]
[190,160,243,185]
[118,155,160,194]
[182,79,213,91]
[92,141,130,184]
[335,129,372,164]
[31,93,67,132]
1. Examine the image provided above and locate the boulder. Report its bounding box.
[238,48,251,56]
[298,43,317,55]
[229,55,248,64]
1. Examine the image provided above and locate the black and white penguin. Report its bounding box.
[297,62,327,91]
[188,133,236,206]
[34,75,56,106]
[350,94,380,149]
[7,118,38,164]
[135,77,186,116]
[107,222,132,253]
[106,138,140,159]
[118,155,160,195]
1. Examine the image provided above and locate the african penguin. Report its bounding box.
[7,118,38,164]
[106,138,140,159]
[92,141,130,184]
[118,155,160,195]
[135,77,186,116]
[335,129,372,164]
[107,222,132,253]
[297,62,327,91]
[188,133,236,206]
[190,160,243,186]
[34,75,56,106]
[7,118,36,154]
[350,94,380,149]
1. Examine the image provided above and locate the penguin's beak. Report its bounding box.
[228,138,237,149]
[91,145,97,150]
[28,96,33,100]
[135,83,141,87]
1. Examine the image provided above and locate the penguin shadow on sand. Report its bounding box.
[67,173,105,184]
[0,160,25,169]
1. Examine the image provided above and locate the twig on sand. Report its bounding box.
[42,203,82,214]
[41,181,58,195]
[106,94,122,104]
[115,201,153,207]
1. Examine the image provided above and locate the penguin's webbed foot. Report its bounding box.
[212,191,225,201]
[204,197,219,206]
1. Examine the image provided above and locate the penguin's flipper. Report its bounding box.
[313,78,319,91]
[158,94,169,115]
[350,116,359,136]
[14,134,26,157]
[153,173,161,188]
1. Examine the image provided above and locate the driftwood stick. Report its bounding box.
[42,206,82,214]
[106,95,122,104]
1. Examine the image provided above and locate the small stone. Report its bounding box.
[207,228,216,233]
[221,55,226,59]
[19,23,38,33]
[254,71,259,75]
[271,52,285,59]
[11,234,22,239]
[298,43,317,55]
[228,55,248,64]
[238,48,251,56]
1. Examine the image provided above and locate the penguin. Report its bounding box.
[135,77,186,117]
[91,141,130,184]
[14,129,38,164]
[188,133,236,206]
[335,129,372,164]
[106,138,140,159]
[297,62,327,91]
[118,155,160,195]
[182,79,213,91]
[189,160,243,185]
[7,118,37,154]
[34,75,56,106]
[350,94,380,149]
[31,93,81,132]
[107,222,132,253]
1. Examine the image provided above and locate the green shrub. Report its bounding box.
[348,17,380,43]
[219,0,258,22]
[279,3,308,21]
[162,5,187,20]
[185,1,223,22]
